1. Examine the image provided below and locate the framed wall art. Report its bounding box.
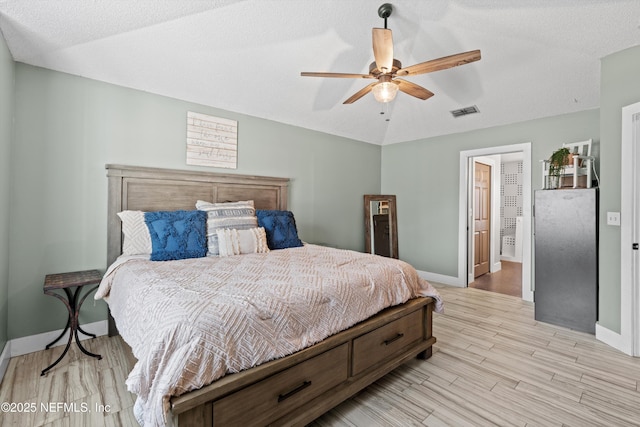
[186,111,237,169]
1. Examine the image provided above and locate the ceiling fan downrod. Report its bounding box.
[378,3,393,29]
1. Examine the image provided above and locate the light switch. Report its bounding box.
[607,212,620,226]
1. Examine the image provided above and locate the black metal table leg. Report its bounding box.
[76,324,97,339]
[44,288,72,349]
[74,285,102,359]
[74,285,97,339]
[41,288,76,376]
[41,279,102,376]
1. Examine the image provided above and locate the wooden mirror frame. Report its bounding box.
[364,194,398,259]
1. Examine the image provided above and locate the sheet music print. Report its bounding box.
[186,112,238,169]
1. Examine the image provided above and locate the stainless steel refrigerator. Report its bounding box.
[534,188,598,333]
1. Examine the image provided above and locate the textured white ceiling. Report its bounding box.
[1,0,639,145]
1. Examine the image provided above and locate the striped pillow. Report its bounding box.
[216,227,270,257]
[195,200,258,256]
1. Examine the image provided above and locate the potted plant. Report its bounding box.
[547,147,570,189]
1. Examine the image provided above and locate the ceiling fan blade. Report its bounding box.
[372,28,394,73]
[395,79,434,100]
[301,71,374,79]
[343,82,378,104]
[396,49,481,77]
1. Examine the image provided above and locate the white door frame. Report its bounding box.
[459,143,533,302]
[619,101,640,356]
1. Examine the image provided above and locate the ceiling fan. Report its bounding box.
[301,3,481,104]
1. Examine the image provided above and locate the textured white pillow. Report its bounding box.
[196,200,258,256]
[117,210,152,256]
[216,227,270,257]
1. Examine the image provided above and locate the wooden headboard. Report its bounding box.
[106,164,289,265]
[106,164,289,335]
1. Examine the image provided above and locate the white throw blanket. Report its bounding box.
[96,244,442,426]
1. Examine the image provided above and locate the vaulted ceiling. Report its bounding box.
[1,0,639,145]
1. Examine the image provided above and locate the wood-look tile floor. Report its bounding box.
[2,284,640,426]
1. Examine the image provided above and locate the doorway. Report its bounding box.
[459,143,533,302]
[469,155,522,297]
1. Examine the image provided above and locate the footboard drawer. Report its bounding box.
[212,343,349,426]
[352,308,423,375]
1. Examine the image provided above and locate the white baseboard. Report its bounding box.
[491,261,502,273]
[417,270,465,287]
[595,323,632,356]
[9,320,108,358]
[0,341,10,383]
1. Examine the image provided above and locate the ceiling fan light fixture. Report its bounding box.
[301,3,481,106]
[372,81,399,103]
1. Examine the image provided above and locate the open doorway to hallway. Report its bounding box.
[461,146,531,301]
[470,153,523,297]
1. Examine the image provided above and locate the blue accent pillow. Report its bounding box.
[144,210,208,261]
[256,210,303,250]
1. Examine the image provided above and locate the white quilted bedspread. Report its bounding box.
[95,244,442,426]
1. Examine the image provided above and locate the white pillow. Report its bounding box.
[216,227,270,257]
[196,200,258,256]
[117,210,152,256]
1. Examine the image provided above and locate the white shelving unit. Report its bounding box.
[541,139,595,189]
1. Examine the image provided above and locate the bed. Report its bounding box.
[100,164,440,427]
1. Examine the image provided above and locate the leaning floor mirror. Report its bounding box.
[364,194,398,259]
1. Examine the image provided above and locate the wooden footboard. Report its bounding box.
[172,297,435,426]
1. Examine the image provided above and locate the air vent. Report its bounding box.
[451,105,480,118]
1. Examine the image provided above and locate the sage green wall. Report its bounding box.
[8,64,380,340]
[381,110,599,276]
[598,45,640,333]
[0,30,14,353]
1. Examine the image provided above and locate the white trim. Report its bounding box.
[0,341,10,383]
[9,320,108,358]
[417,269,465,287]
[619,101,640,356]
[466,156,475,284]
[459,143,533,302]
[596,323,631,354]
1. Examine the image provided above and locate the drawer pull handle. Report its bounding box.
[383,333,404,345]
[278,380,312,402]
